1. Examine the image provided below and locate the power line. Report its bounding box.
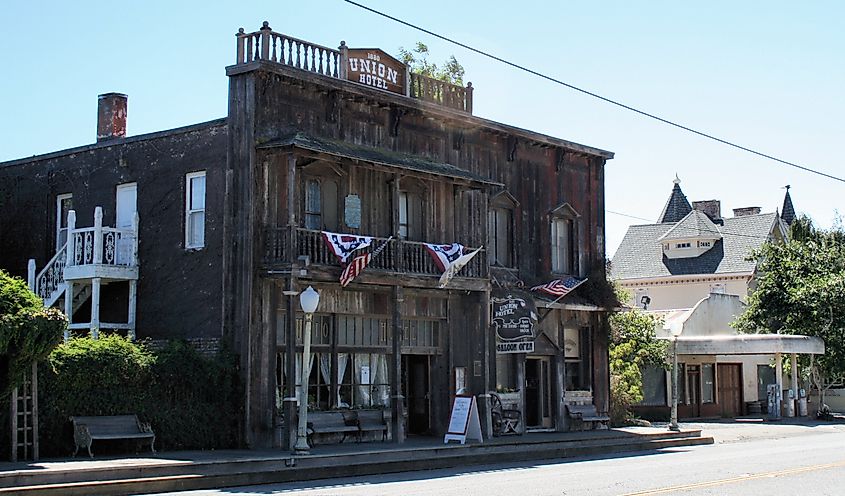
[342,0,845,185]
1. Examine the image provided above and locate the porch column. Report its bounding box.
[283,278,298,450]
[127,280,137,340]
[774,352,783,418]
[478,290,493,439]
[554,351,566,431]
[64,281,74,342]
[791,353,799,416]
[390,285,405,443]
[90,278,101,339]
[516,355,526,434]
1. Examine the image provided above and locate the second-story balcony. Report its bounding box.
[264,227,487,289]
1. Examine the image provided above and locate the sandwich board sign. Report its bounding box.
[444,394,483,444]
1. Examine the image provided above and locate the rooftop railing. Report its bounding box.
[235,22,473,113]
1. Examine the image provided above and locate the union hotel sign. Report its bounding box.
[346,49,406,95]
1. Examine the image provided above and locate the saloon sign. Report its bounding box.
[492,289,538,354]
[346,49,406,95]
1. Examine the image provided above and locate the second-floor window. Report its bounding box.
[398,191,423,240]
[304,177,339,231]
[551,217,577,274]
[185,171,206,249]
[488,207,513,267]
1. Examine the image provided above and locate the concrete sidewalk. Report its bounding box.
[0,427,711,496]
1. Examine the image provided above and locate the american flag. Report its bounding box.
[339,237,392,287]
[530,277,586,298]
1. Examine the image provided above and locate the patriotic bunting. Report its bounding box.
[322,231,373,264]
[340,237,393,287]
[530,277,587,298]
[423,242,482,288]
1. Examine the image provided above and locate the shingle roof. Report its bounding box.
[658,180,692,223]
[611,212,780,280]
[658,210,722,241]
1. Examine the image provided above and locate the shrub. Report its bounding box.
[37,335,240,456]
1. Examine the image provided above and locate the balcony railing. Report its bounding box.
[235,22,473,113]
[264,227,486,280]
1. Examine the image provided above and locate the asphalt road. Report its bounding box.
[148,421,845,496]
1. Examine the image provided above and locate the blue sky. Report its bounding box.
[3,1,842,256]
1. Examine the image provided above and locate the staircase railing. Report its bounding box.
[32,243,67,305]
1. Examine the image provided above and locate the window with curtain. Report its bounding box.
[338,353,391,408]
[564,326,591,390]
[398,191,423,240]
[551,217,577,274]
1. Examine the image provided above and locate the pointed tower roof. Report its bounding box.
[781,185,796,226]
[658,175,693,223]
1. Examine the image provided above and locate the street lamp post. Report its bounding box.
[294,286,320,454]
[669,323,683,432]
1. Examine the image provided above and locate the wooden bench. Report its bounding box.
[70,415,155,458]
[566,404,610,431]
[356,409,389,441]
[306,411,360,445]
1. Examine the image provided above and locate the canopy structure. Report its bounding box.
[667,334,825,356]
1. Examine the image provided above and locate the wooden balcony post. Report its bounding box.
[93,207,104,265]
[236,28,245,64]
[128,280,137,341]
[465,82,473,114]
[91,278,101,339]
[260,21,272,60]
[338,41,348,79]
[65,210,76,267]
[64,281,73,342]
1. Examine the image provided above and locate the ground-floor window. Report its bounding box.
[339,353,390,408]
[702,363,715,404]
[564,326,592,390]
[495,353,517,392]
[639,365,667,406]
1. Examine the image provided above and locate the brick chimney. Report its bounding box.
[97,93,127,142]
[733,206,761,217]
[692,200,721,223]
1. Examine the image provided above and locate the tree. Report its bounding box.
[398,42,465,85]
[734,216,845,411]
[0,270,66,398]
[609,306,667,425]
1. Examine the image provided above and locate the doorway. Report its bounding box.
[115,183,137,265]
[718,364,743,417]
[525,357,553,429]
[402,355,430,435]
[687,365,701,417]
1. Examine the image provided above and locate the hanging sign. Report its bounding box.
[492,289,538,354]
[444,395,483,444]
[346,49,406,95]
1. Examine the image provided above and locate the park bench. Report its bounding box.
[356,409,389,441]
[70,414,155,458]
[306,411,360,445]
[566,404,610,431]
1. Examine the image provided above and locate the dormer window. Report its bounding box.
[698,241,711,248]
[676,242,691,249]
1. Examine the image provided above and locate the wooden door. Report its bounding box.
[718,364,743,417]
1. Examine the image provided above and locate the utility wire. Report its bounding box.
[342,0,845,185]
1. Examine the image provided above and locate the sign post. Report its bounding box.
[444,395,483,444]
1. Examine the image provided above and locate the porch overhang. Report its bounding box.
[257,131,503,187]
[662,334,825,356]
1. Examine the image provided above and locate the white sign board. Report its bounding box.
[444,395,483,444]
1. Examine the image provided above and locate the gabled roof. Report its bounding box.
[657,178,692,223]
[658,210,722,241]
[611,212,780,280]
